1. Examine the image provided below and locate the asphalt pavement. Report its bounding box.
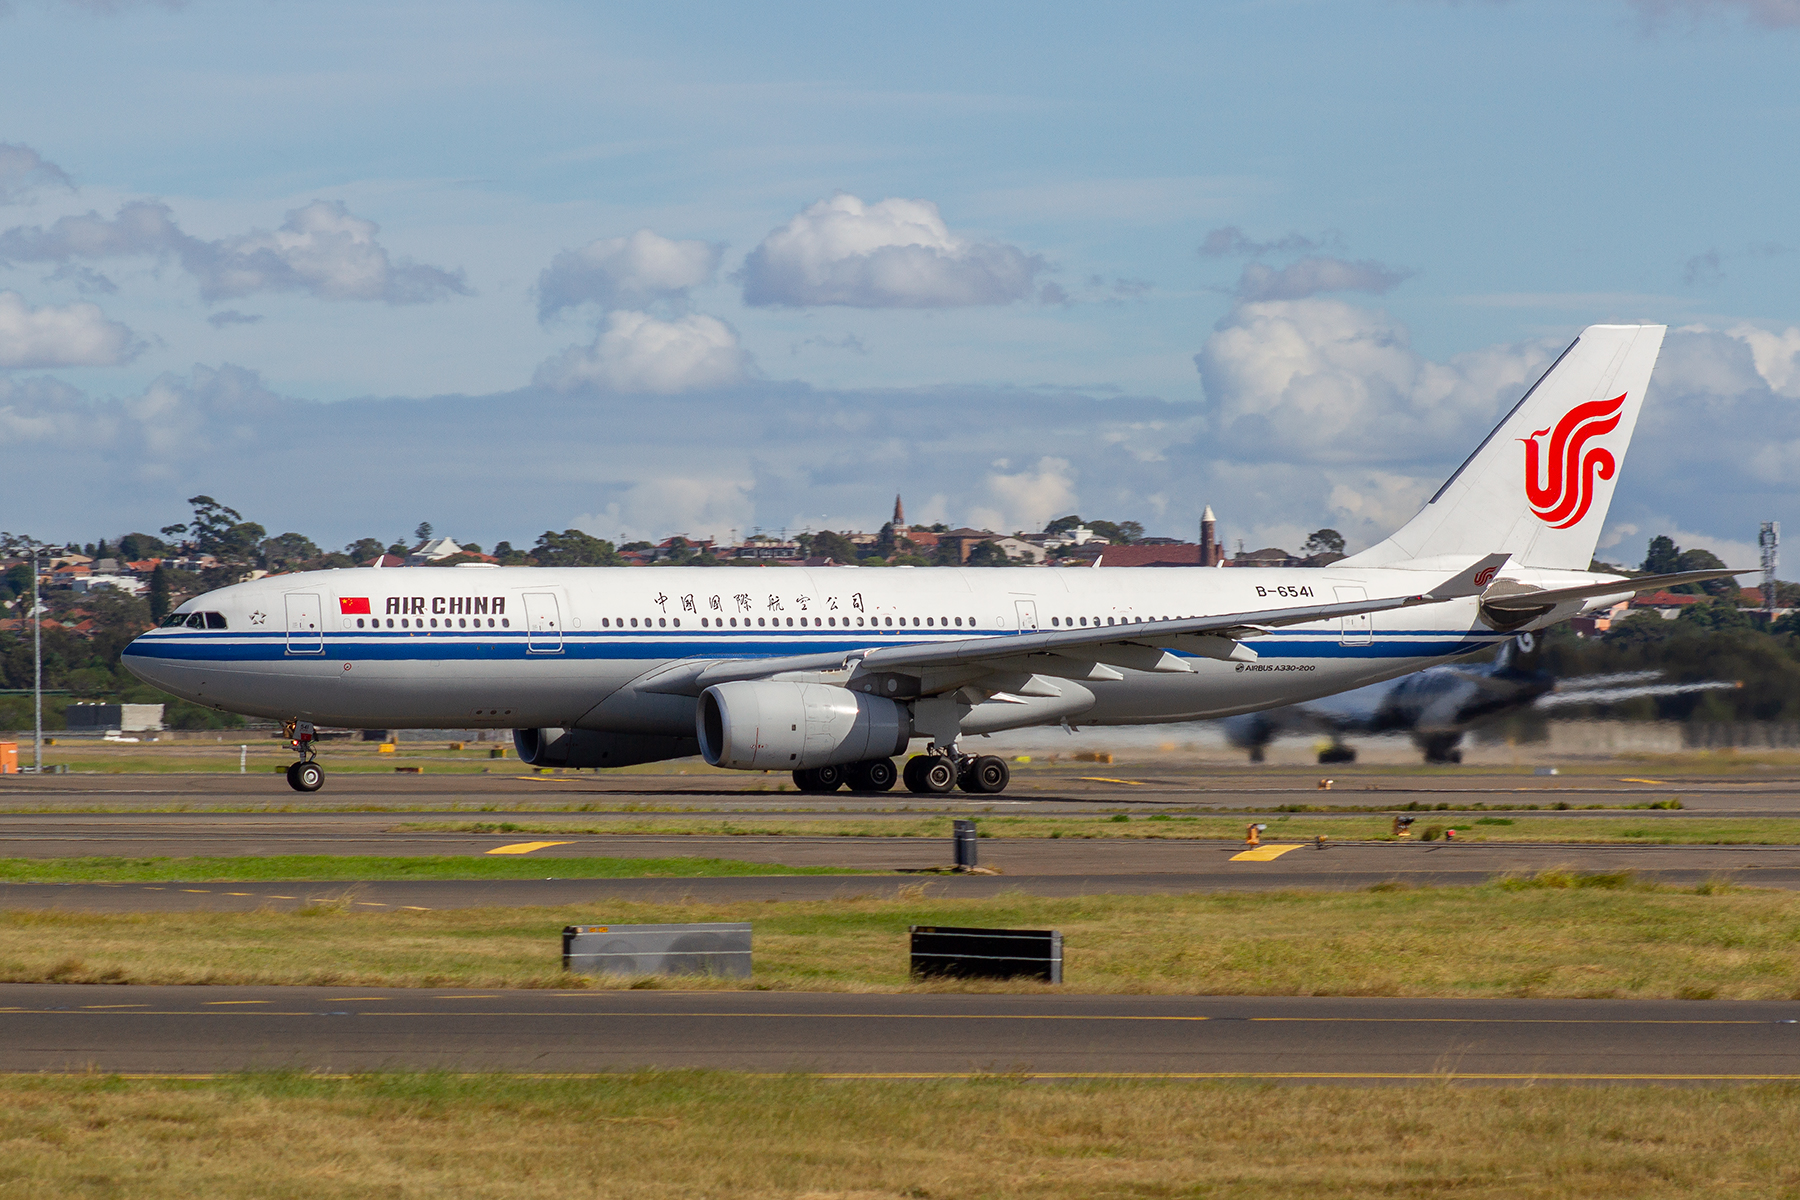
[3,985,1797,1079]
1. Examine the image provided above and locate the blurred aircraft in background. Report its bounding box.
[1218,633,1740,764]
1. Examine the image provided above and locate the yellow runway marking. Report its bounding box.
[80,1004,147,1010]
[223,892,252,896]
[267,895,297,900]
[486,841,573,855]
[399,905,432,911]
[181,889,210,893]
[1619,777,1667,784]
[203,1000,269,1006]
[1230,844,1302,861]
[1077,777,1146,785]
[515,776,582,783]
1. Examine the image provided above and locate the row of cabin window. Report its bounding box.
[1049,615,1180,627]
[353,617,510,629]
[596,615,979,629]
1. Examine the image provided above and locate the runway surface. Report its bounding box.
[4,985,1797,1079]
[5,768,1796,814]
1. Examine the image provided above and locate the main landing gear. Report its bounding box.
[283,719,324,792]
[794,751,1012,795]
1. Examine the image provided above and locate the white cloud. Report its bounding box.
[0,199,468,305]
[738,193,1044,308]
[966,457,1078,533]
[572,476,755,544]
[0,143,74,205]
[536,229,722,322]
[1234,256,1411,302]
[0,290,141,368]
[1193,297,1549,465]
[534,310,750,393]
[1726,323,1800,397]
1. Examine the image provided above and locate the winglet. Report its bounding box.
[1419,553,1512,601]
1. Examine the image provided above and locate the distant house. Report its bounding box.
[1092,543,1202,568]
[1233,547,1299,569]
[361,553,408,568]
[1631,591,1702,620]
[936,528,1001,563]
[988,537,1048,565]
[407,537,465,566]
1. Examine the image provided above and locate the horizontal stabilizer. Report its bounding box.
[1480,568,1752,612]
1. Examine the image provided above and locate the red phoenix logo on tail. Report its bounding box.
[1521,393,1625,529]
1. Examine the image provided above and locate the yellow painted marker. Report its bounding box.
[1230,844,1302,862]
[485,840,573,855]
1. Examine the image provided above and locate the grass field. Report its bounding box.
[2,1071,1799,1198]
[6,878,1800,996]
[0,855,866,883]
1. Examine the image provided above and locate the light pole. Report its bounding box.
[30,540,42,775]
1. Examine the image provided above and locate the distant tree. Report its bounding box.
[147,565,171,622]
[1044,515,1084,535]
[1302,529,1346,556]
[813,530,859,563]
[461,543,482,554]
[927,523,948,533]
[619,541,652,553]
[794,532,816,559]
[117,533,167,561]
[345,538,387,563]
[415,521,433,542]
[162,496,261,561]
[531,529,620,567]
[874,522,897,559]
[259,532,320,572]
[387,542,410,556]
[1602,610,1677,649]
[1674,547,1738,598]
[965,540,1010,567]
[1643,535,1681,575]
[1676,597,1752,632]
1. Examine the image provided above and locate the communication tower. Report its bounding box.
[1761,521,1780,611]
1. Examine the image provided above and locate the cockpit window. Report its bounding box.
[205,612,228,629]
[186,613,206,628]
[162,611,192,627]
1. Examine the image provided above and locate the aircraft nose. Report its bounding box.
[122,633,181,693]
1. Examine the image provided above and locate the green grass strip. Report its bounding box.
[0,855,875,883]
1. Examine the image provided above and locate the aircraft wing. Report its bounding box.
[638,554,1508,696]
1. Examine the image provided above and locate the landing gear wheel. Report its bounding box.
[287,760,324,792]
[904,755,958,795]
[1318,744,1357,765]
[793,764,846,793]
[845,758,898,793]
[959,755,1010,794]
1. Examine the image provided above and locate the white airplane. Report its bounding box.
[124,324,1744,795]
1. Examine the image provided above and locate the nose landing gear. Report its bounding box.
[283,720,324,792]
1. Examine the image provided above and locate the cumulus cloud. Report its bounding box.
[0,199,468,304]
[535,229,721,323]
[1234,256,1411,302]
[534,310,750,393]
[0,290,141,368]
[1194,297,1555,466]
[966,457,1078,534]
[738,194,1044,308]
[0,143,74,205]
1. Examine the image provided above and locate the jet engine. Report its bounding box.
[514,727,699,769]
[697,681,910,770]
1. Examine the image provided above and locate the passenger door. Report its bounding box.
[284,593,324,655]
[1013,599,1039,633]
[1334,585,1373,647]
[523,592,564,654]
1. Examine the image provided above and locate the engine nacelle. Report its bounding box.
[697,681,910,770]
[514,727,698,769]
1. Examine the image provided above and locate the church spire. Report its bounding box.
[893,494,905,528]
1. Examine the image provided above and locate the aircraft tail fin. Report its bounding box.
[1342,324,1666,572]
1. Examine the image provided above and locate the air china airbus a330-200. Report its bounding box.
[124,324,1746,795]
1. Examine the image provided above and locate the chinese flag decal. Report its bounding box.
[339,597,372,615]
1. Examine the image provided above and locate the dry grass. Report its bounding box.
[407,812,1800,846]
[2,1071,1800,1198]
[7,879,1800,997]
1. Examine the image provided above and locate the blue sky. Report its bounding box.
[1,0,1795,567]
